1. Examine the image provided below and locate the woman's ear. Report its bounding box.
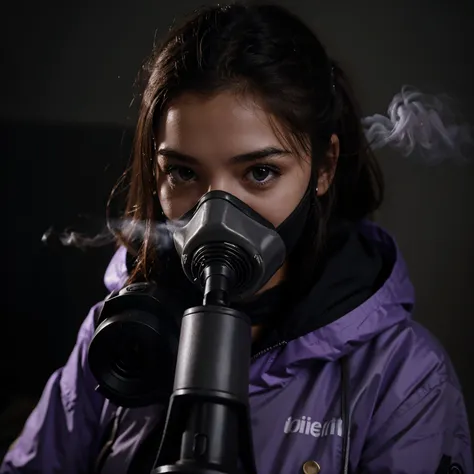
[317,134,340,196]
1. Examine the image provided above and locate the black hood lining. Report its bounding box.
[250,219,386,354]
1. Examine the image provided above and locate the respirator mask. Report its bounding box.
[88,185,313,408]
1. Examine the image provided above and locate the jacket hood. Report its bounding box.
[257,221,415,395]
[103,221,415,367]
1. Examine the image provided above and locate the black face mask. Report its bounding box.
[173,182,313,263]
[160,181,314,321]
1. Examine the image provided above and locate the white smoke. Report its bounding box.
[42,218,186,251]
[41,226,115,249]
[362,86,473,164]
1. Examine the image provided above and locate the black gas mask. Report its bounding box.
[88,185,313,408]
[172,190,287,302]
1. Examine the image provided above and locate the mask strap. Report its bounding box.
[276,175,317,255]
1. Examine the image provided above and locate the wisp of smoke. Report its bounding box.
[42,218,185,252]
[362,85,473,164]
[42,226,115,250]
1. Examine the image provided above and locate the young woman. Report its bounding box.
[2,3,472,474]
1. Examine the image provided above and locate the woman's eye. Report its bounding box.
[246,165,280,185]
[164,166,196,184]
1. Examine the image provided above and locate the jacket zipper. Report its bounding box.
[251,340,287,362]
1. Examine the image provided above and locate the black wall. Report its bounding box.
[1,121,132,394]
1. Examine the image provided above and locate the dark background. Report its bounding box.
[1,0,473,454]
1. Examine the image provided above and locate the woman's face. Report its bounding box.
[156,91,338,296]
[156,91,313,225]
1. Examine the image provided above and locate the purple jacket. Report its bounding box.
[2,223,472,473]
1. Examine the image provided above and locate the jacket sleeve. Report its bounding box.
[1,303,106,474]
[359,361,473,473]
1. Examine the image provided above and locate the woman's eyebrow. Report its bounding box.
[157,146,290,164]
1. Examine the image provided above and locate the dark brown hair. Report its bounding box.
[111,2,384,286]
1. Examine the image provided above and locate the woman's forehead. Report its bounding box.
[157,91,286,160]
